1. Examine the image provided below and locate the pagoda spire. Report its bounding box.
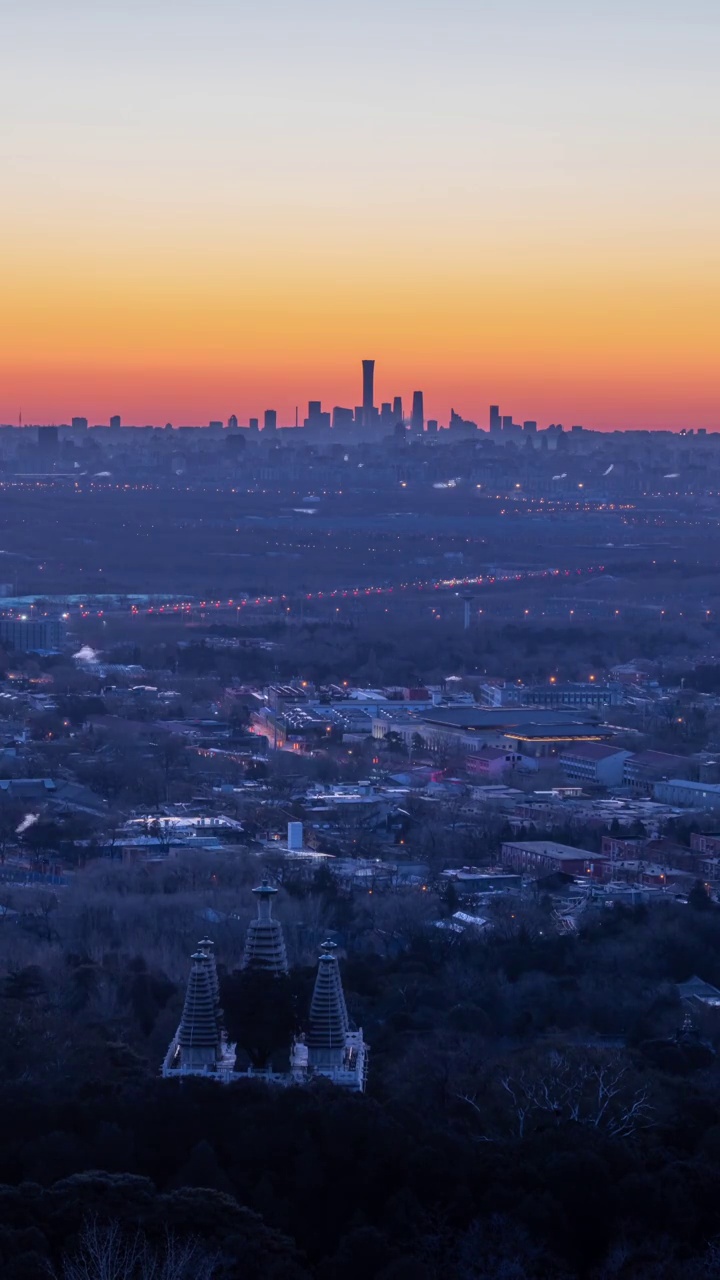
[242,879,289,975]
[177,950,223,1069]
[307,941,350,1068]
[198,937,223,1038]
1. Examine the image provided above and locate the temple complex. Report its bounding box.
[162,881,368,1092]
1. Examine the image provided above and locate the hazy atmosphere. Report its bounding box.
[2,0,718,427]
[0,3,719,1279]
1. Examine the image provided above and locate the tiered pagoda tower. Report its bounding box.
[304,940,367,1089]
[175,949,223,1070]
[198,936,222,1038]
[242,879,289,974]
[307,941,349,1069]
[163,885,367,1091]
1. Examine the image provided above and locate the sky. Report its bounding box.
[1,0,718,430]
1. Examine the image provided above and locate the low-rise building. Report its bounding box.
[560,743,631,786]
[440,867,522,893]
[690,831,720,857]
[465,747,526,779]
[521,682,622,710]
[501,839,607,878]
[653,779,720,810]
[624,750,693,795]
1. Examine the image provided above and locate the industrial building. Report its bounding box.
[653,779,720,810]
[0,616,64,654]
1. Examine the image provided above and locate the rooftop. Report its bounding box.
[503,839,601,861]
[560,742,629,761]
[421,707,601,730]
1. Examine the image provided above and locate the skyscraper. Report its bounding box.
[332,406,354,429]
[37,425,59,454]
[304,401,330,429]
[490,405,501,434]
[411,390,424,433]
[392,396,404,424]
[264,409,277,431]
[362,359,375,427]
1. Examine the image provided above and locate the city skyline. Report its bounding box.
[4,352,719,434]
[1,0,718,431]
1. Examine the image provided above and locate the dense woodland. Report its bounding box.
[3,858,720,1277]
[96,614,709,688]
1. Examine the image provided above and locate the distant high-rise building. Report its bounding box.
[304,401,330,429]
[209,420,223,431]
[362,359,375,427]
[71,416,88,430]
[449,409,477,433]
[426,419,438,433]
[264,409,277,431]
[249,418,259,431]
[502,415,513,431]
[490,405,501,434]
[392,396,403,424]
[110,414,121,429]
[37,426,59,454]
[523,420,537,433]
[227,414,238,430]
[333,406,354,429]
[411,391,424,433]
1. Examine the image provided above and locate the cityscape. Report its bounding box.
[9,353,720,440]
[1,0,720,1277]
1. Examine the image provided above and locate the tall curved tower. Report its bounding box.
[362,359,375,427]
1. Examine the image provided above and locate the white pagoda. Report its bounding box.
[162,883,367,1092]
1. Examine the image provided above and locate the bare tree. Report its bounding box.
[63,1218,144,1280]
[62,1216,219,1280]
[496,1051,652,1141]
